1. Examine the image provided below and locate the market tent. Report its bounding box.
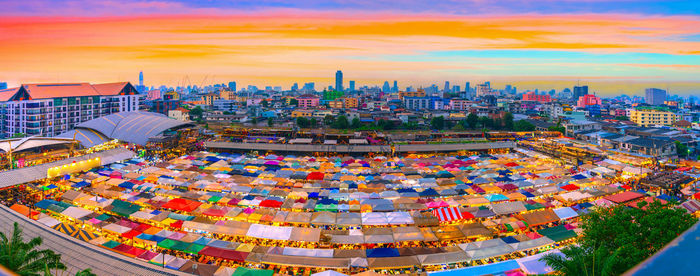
[553,207,579,220]
[178,261,220,276]
[71,229,99,242]
[509,237,555,251]
[261,254,349,269]
[52,223,77,235]
[417,251,469,266]
[232,267,274,276]
[432,207,463,222]
[310,270,347,276]
[367,256,419,269]
[361,212,388,226]
[289,227,321,243]
[537,225,577,242]
[246,224,292,240]
[491,201,526,215]
[518,209,559,227]
[366,248,400,258]
[516,250,562,275]
[428,260,519,276]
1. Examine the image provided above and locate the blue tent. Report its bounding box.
[429,260,519,276]
[501,236,519,244]
[366,248,400,258]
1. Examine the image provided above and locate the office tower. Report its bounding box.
[382,81,390,92]
[443,81,450,92]
[335,70,343,91]
[645,88,666,105]
[228,81,236,92]
[484,81,490,87]
[573,85,588,101]
[462,82,470,99]
[392,80,398,93]
[0,82,7,90]
[273,86,282,92]
[348,81,355,92]
[139,71,144,87]
[303,82,315,92]
[265,86,272,91]
[291,83,298,91]
[453,85,460,93]
[0,82,140,138]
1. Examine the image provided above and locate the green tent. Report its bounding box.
[157,239,178,249]
[110,200,141,217]
[207,196,222,203]
[184,243,205,255]
[95,213,111,221]
[101,240,121,249]
[232,267,274,276]
[537,225,577,242]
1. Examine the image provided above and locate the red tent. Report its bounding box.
[162,198,202,212]
[460,211,475,220]
[560,184,580,191]
[170,220,184,229]
[432,207,463,222]
[203,208,227,217]
[121,230,142,239]
[306,172,325,181]
[259,200,283,208]
[198,246,249,262]
[505,162,519,167]
[620,184,632,190]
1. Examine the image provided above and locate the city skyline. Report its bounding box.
[1,0,699,95]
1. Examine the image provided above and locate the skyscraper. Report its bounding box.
[645,88,666,105]
[139,71,144,87]
[291,83,298,91]
[443,81,450,92]
[382,81,390,92]
[0,82,7,90]
[228,81,236,92]
[392,81,398,92]
[573,85,588,102]
[335,70,343,91]
[462,82,470,99]
[348,81,355,92]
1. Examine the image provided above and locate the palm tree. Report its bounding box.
[0,222,66,276]
[539,245,619,276]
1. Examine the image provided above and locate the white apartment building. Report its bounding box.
[0,82,139,138]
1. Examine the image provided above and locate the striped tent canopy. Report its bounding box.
[71,229,99,242]
[52,223,77,235]
[432,207,463,222]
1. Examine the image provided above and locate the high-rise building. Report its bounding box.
[335,70,343,91]
[645,88,666,106]
[382,81,390,92]
[392,81,398,93]
[228,81,236,92]
[0,82,6,90]
[573,85,588,102]
[139,71,144,87]
[291,83,298,91]
[452,85,460,93]
[461,82,470,99]
[302,82,315,92]
[0,82,140,138]
[348,81,355,92]
[443,81,450,92]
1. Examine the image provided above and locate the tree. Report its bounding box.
[11,133,26,139]
[261,100,269,108]
[288,98,299,106]
[513,119,535,131]
[296,117,309,128]
[546,200,696,275]
[323,115,335,127]
[333,115,349,129]
[309,118,318,128]
[377,119,393,130]
[250,118,258,125]
[452,123,465,131]
[478,116,493,129]
[540,245,619,276]
[675,141,688,157]
[503,112,514,130]
[430,116,445,130]
[267,117,274,127]
[351,118,361,129]
[0,222,66,275]
[189,106,203,120]
[615,115,629,121]
[466,113,479,129]
[492,117,503,130]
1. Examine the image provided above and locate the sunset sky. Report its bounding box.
[1,0,699,95]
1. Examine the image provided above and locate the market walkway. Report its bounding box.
[0,148,135,188]
[0,204,190,276]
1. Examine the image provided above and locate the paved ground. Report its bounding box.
[0,205,190,276]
